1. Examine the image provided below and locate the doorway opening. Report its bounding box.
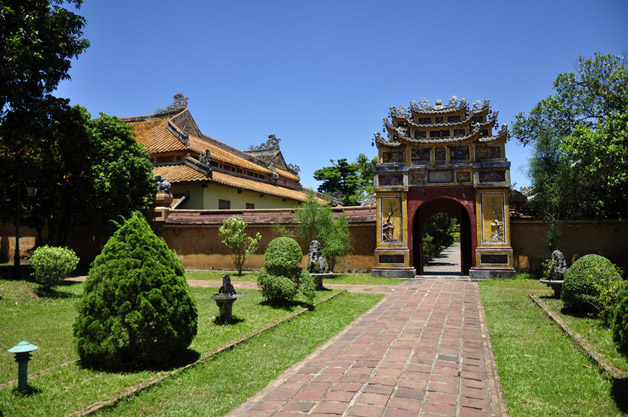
[412,198,472,276]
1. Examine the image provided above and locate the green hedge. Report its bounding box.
[73,213,197,370]
[562,254,624,322]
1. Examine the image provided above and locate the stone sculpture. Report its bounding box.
[308,240,328,273]
[155,175,171,193]
[549,250,567,281]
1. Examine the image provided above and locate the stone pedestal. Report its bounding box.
[311,272,333,290]
[211,294,243,323]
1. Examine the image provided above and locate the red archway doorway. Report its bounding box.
[409,189,476,276]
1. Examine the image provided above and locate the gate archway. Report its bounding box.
[371,98,516,279]
[410,195,473,275]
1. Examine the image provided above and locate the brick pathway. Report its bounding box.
[226,279,507,417]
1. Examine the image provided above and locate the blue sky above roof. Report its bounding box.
[55,0,628,191]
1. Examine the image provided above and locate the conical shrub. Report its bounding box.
[73,212,197,370]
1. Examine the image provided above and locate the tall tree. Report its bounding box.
[0,0,89,117]
[0,0,90,243]
[294,191,351,271]
[313,154,377,206]
[512,53,628,221]
[0,102,156,245]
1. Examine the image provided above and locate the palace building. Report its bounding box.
[122,107,312,210]
[372,97,515,279]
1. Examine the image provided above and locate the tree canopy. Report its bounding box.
[313,153,377,206]
[0,0,89,117]
[0,102,156,245]
[511,53,628,221]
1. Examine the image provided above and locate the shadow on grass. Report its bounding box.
[11,384,42,396]
[612,378,628,412]
[560,305,597,319]
[33,286,79,299]
[260,299,314,312]
[77,348,201,373]
[213,315,245,325]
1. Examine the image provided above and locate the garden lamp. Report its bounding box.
[8,341,38,392]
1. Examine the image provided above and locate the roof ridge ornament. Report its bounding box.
[249,134,281,152]
[199,149,212,177]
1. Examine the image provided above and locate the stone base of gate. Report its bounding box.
[469,267,517,280]
[372,267,416,278]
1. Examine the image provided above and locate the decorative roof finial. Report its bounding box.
[435,99,443,109]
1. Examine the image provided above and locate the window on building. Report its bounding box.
[453,128,466,137]
[417,117,431,125]
[472,116,484,124]
[434,116,444,124]
[415,130,426,138]
[397,120,408,128]
[480,129,489,137]
[246,203,255,209]
[156,156,175,164]
[219,199,231,209]
[447,115,461,123]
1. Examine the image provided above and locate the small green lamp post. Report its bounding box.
[8,341,38,392]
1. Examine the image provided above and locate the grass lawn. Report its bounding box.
[479,276,628,417]
[0,278,382,417]
[94,292,382,416]
[541,296,628,374]
[185,269,403,286]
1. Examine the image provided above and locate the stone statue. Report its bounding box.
[155,174,171,193]
[308,240,328,273]
[549,250,567,281]
[218,274,237,296]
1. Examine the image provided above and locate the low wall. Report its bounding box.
[2,211,625,276]
[511,219,628,274]
[161,207,377,273]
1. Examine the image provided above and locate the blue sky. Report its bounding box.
[55,0,628,191]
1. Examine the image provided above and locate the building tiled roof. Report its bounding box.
[203,139,273,175]
[125,108,311,202]
[211,171,310,202]
[275,168,300,182]
[128,118,189,154]
[153,164,208,182]
[153,163,313,202]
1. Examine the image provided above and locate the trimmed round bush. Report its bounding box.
[30,245,79,289]
[264,236,303,275]
[258,269,298,302]
[561,254,623,319]
[73,212,197,370]
[613,287,628,357]
[258,237,314,304]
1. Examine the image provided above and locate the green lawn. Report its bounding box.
[0,279,382,417]
[479,276,628,416]
[94,292,383,416]
[185,269,403,286]
[542,297,628,374]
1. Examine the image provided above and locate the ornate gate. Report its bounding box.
[371,98,516,279]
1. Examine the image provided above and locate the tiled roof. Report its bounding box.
[204,139,273,174]
[128,118,188,154]
[153,163,312,202]
[153,164,207,183]
[275,168,300,182]
[125,109,308,200]
[211,171,310,202]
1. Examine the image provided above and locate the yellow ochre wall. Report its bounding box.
[171,183,303,210]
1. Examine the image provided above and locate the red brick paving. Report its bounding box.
[226,280,508,416]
